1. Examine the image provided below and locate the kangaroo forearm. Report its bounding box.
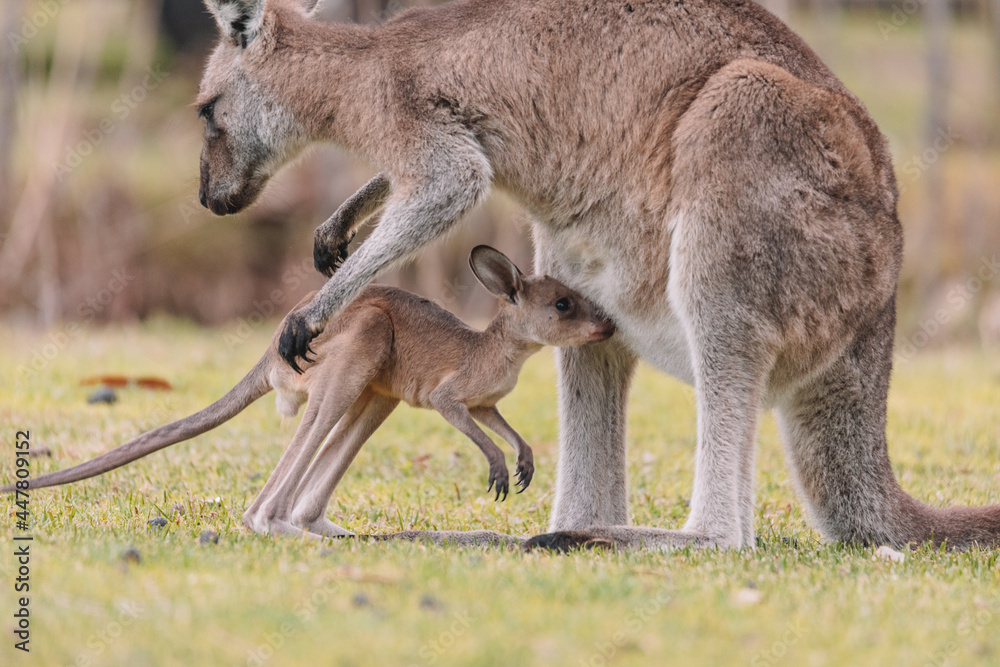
[304,177,489,331]
[312,174,392,278]
[315,172,391,243]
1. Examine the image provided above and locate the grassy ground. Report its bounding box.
[1,320,999,666]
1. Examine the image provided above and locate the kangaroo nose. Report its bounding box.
[199,189,208,209]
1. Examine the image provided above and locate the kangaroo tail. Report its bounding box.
[917,503,1000,548]
[777,297,1000,550]
[1,355,273,493]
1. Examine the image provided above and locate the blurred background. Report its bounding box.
[1,0,998,354]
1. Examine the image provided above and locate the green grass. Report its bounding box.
[2,321,1000,666]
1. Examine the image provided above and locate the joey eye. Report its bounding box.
[555,297,571,312]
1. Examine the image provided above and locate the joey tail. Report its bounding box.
[1,356,273,493]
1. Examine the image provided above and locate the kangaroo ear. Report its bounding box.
[204,0,267,49]
[470,246,524,305]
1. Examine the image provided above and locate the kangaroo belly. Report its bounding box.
[614,312,693,386]
[533,218,694,385]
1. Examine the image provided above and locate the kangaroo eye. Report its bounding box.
[198,100,216,121]
[555,298,571,312]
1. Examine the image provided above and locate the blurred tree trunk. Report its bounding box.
[992,0,1000,139]
[0,0,23,226]
[0,2,112,325]
[919,0,949,296]
[811,0,841,63]
[353,0,391,23]
[926,0,949,143]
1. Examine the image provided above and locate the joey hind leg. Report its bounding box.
[243,398,325,536]
[244,309,393,537]
[289,391,399,537]
[243,391,359,539]
[245,384,373,538]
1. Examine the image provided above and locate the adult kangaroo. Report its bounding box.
[195,0,1000,549]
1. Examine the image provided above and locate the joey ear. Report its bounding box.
[469,245,524,305]
[204,0,266,49]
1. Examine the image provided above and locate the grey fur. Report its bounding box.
[195,0,1000,550]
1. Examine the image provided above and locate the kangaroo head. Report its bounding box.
[469,246,616,347]
[196,0,321,215]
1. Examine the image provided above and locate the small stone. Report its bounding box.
[171,503,187,516]
[419,594,442,611]
[734,588,763,606]
[120,548,141,564]
[352,593,370,608]
[87,387,118,405]
[148,517,168,529]
[199,530,219,545]
[874,545,905,563]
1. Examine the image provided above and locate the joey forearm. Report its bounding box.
[470,406,534,492]
[431,394,511,501]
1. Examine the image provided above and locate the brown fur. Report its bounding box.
[2,247,613,541]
